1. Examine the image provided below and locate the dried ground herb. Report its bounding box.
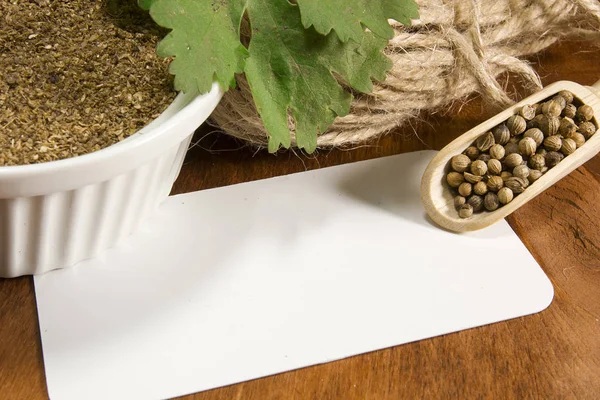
[0,0,176,166]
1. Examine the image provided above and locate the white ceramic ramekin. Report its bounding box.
[0,83,223,277]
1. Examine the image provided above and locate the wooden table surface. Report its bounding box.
[1,40,599,400]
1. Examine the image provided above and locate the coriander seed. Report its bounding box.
[528,169,543,183]
[458,204,473,219]
[561,138,576,155]
[488,159,502,175]
[578,121,597,139]
[576,104,594,122]
[543,135,562,152]
[446,172,465,187]
[558,90,574,104]
[518,137,537,157]
[528,114,545,130]
[487,175,504,192]
[498,187,514,205]
[468,195,484,212]
[484,192,499,211]
[542,100,562,117]
[536,148,548,157]
[464,172,483,184]
[454,196,467,210]
[513,165,530,180]
[506,115,527,136]
[538,115,560,136]
[458,182,473,197]
[528,154,546,171]
[504,177,528,194]
[545,151,564,168]
[471,160,488,176]
[489,144,505,160]
[451,154,471,172]
[492,124,510,145]
[551,95,567,110]
[524,128,544,146]
[500,171,513,180]
[569,132,586,148]
[473,181,488,196]
[465,146,480,160]
[558,119,577,137]
[504,153,523,169]
[562,103,577,119]
[476,132,495,152]
[520,104,536,121]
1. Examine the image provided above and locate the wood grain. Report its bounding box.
[1,40,599,400]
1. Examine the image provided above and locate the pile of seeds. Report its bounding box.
[0,0,176,166]
[446,90,597,219]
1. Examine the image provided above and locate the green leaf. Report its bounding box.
[148,0,248,94]
[296,0,419,42]
[142,0,417,153]
[137,0,155,11]
[244,0,391,152]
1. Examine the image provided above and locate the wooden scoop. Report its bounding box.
[421,80,600,233]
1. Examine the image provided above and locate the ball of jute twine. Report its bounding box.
[209,0,600,150]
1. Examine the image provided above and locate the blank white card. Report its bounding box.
[34,150,553,400]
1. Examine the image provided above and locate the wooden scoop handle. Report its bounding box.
[587,80,600,98]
